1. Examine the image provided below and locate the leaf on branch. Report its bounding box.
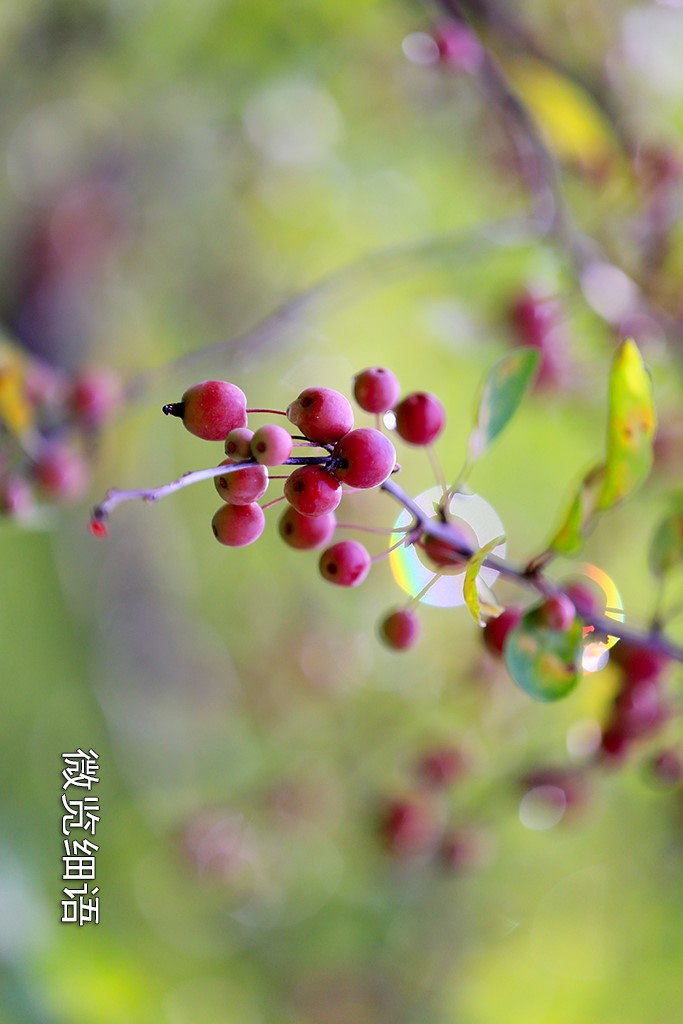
[505,57,617,172]
[463,535,505,625]
[504,605,584,702]
[548,463,605,555]
[649,498,683,578]
[468,348,539,462]
[597,339,656,512]
[0,344,32,437]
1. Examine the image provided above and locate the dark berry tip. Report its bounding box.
[162,402,185,418]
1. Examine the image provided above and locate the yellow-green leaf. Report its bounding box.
[468,348,539,462]
[504,604,584,702]
[597,339,656,511]
[463,535,505,625]
[549,464,605,555]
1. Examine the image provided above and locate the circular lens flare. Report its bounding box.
[389,487,506,608]
[574,562,624,673]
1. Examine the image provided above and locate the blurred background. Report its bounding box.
[1,1,683,1021]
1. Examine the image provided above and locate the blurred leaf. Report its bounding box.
[597,339,656,511]
[504,605,584,702]
[506,57,616,171]
[463,535,505,625]
[548,464,605,555]
[649,498,683,578]
[468,348,538,461]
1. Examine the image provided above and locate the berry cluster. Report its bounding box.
[0,351,121,520]
[132,368,448,646]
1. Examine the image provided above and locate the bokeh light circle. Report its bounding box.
[571,562,625,673]
[389,487,506,608]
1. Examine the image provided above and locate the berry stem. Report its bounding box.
[335,522,413,536]
[370,535,412,564]
[261,495,286,511]
[246,408,288,416]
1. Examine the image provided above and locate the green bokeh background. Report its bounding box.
[1,2,682,1022]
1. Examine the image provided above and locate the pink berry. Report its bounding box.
[250,424,293,466]
[420,526,472,570]
[286,387,354,444]
[394,392,446,446]
[68,366,122,429]
[33,442,89,504]
[379,608,421,651]
[561,579,603,620]
[284,465,341,517]
[319,539,371,587]
[416,747,469,788]
[537,593,576,631]
[163,380,247,441]
[331,428,396,489]
[609,640,670,684]
[214,460,268,505]
[650,749,683,786]
[211,502,265,547]
[482,606,524,657]
[439,828,491,873]
[379,797,440,858]
[279,507,336,550]
[0,474,34,518]
[353,367,401,414]
[224,427,254,461]
[508,290,570,390]
[612,679,667,739]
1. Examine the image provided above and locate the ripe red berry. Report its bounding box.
[353,367,401,414]
[33,442,89,504]
[224,427,254,461]
[420,524,473,570]
[284,465,341,517]
[68,366,122,429]
[379,608,421,650]
[609,639,670,684]
[211,502,265,547]
[394,391,446,446]
[163,380,247,441]
[214,460,268,505]
[0,474,34,518]
[286,387,354,444]
[561,579,603,620]
[278,507,336,550]
[379,797,441,858]
[331,428,396,489]
[482,606,524,657]
[250,424,293,466]
[319,539,371,587]
[537,593,576,631]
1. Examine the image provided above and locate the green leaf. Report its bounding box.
[504,605,584,702]
[463,535,505,624]
[649,500,683,578]
[468,348,539,461]
[548,464,605,555]
[597,339,656,511]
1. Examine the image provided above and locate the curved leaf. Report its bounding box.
[548,464,605,555]
[597,339,656,511]
[468,348,539,461]
[463,535,505,625]
[504,604,584,702]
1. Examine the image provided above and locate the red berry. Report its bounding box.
[278,507,337,550]
[609,639,670,684]
[439,828,491,872]
[211,502,265,547]
[250,424,293,466]
[416,747,469,788]
[379,797,441,858]
[286,387,354,444]
[537,593,576,631]
[420,524,473,571]
[331,428,396,489]
[0,474,34,518]
[284,465,341,517]
[68,366,122,429]
[612,679,667,739]
[482,606,524,657]
[224,427,254,461]
[521,766,588,811]
[163,380,247,441]
[508,290,570,389]
[561,579,603,620]
[33,442,89,504]
[319,539,371,587]
[600,725,630,763]
[650,749,683,786]
[394,392,446,446]
[214,460,268,505]
[353,367,400,414]
[379,608,421,651]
